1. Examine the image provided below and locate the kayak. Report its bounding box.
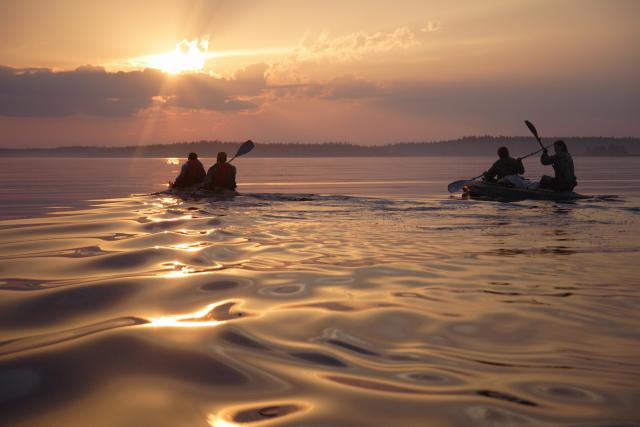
[463,181,589,202]
[165,185,239,199]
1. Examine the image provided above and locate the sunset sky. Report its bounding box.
[1,0,638,147]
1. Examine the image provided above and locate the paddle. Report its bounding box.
[524,119,557,158]
[169,140,254,189]
[229,139,255,162]
[194,139,254,193]
[518,143,554,160]
[448,174,484,193]
[447,121,552,193]
[525,120,545,150]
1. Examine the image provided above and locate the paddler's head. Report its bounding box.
[188,152,198,161]
[217,152,227,163]
[554,140,568,153]
[497,146,509,159]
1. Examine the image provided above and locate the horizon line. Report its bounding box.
[2,135,640,151]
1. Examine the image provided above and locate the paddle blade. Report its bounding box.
[235,140,255,158]
[524,120,539,139]
[448,179,473,193]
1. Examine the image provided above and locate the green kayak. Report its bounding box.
[463,181,588,202]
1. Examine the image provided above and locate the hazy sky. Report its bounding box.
[1,0,638,147]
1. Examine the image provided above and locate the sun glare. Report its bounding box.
[146,37,209,74]
[147,301,228,328]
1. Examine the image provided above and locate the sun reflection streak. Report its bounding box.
[173,242,208,252]
[207,415,239,427]
[146,301,230,328]
[175,228,215,236]
[150,214,192,222]
[161,262,196,278]
[153,197,180,206]
[154,242,209,253]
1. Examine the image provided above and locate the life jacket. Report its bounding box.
[176,160,205,187]
[212,162,234,189]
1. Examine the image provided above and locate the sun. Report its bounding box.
[145,37,209,74]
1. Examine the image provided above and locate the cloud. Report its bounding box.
[268,26,431,84]
[294,27,421,63]
[259,75,380,102]
[0,66,163,117]
[0,64,268,117]
[319,76,381,100]
[366,79,640,124]
[421,21,442,33]
[2,56,637,143]
[266,73,639,134]
[165,63,268,111]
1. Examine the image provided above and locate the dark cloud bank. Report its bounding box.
[0,64,638,137]
[0,64,268,117]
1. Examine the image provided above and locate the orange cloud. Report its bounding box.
[268,26,433,84]
[294,27,421,62]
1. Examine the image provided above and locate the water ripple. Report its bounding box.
[0,192,639,425]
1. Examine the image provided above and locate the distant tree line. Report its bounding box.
[584,143,629,156]
[1,136,638,157]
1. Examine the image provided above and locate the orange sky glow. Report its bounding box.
[0,0,638,147]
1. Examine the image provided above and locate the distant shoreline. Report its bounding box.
[1,154,639,158]
[1,136,639,157]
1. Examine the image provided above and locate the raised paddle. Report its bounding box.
[168,140,254,189]
[518,143,553,160]
[524,120,557,158]
[448,121,552,193]
[229,139,255,162]
[525,120,545,151]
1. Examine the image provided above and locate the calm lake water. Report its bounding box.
[0,156,639,426]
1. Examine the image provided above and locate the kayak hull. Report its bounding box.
[165,185,239,198]
[463,182,588,202]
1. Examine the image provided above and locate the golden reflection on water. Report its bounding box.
[146,300,232,328]
[208,402,310,426]
[0,191,639,426]
[175,228,215,235]
[160,262,197,278]
[165,158,180,165]
[154,242,209,253]
[207,415,239,427]
[150,214,193,222]
[147,196,183,208]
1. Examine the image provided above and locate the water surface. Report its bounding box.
[0,157,639,426]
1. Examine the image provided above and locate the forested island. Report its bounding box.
[1,136,638,157]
